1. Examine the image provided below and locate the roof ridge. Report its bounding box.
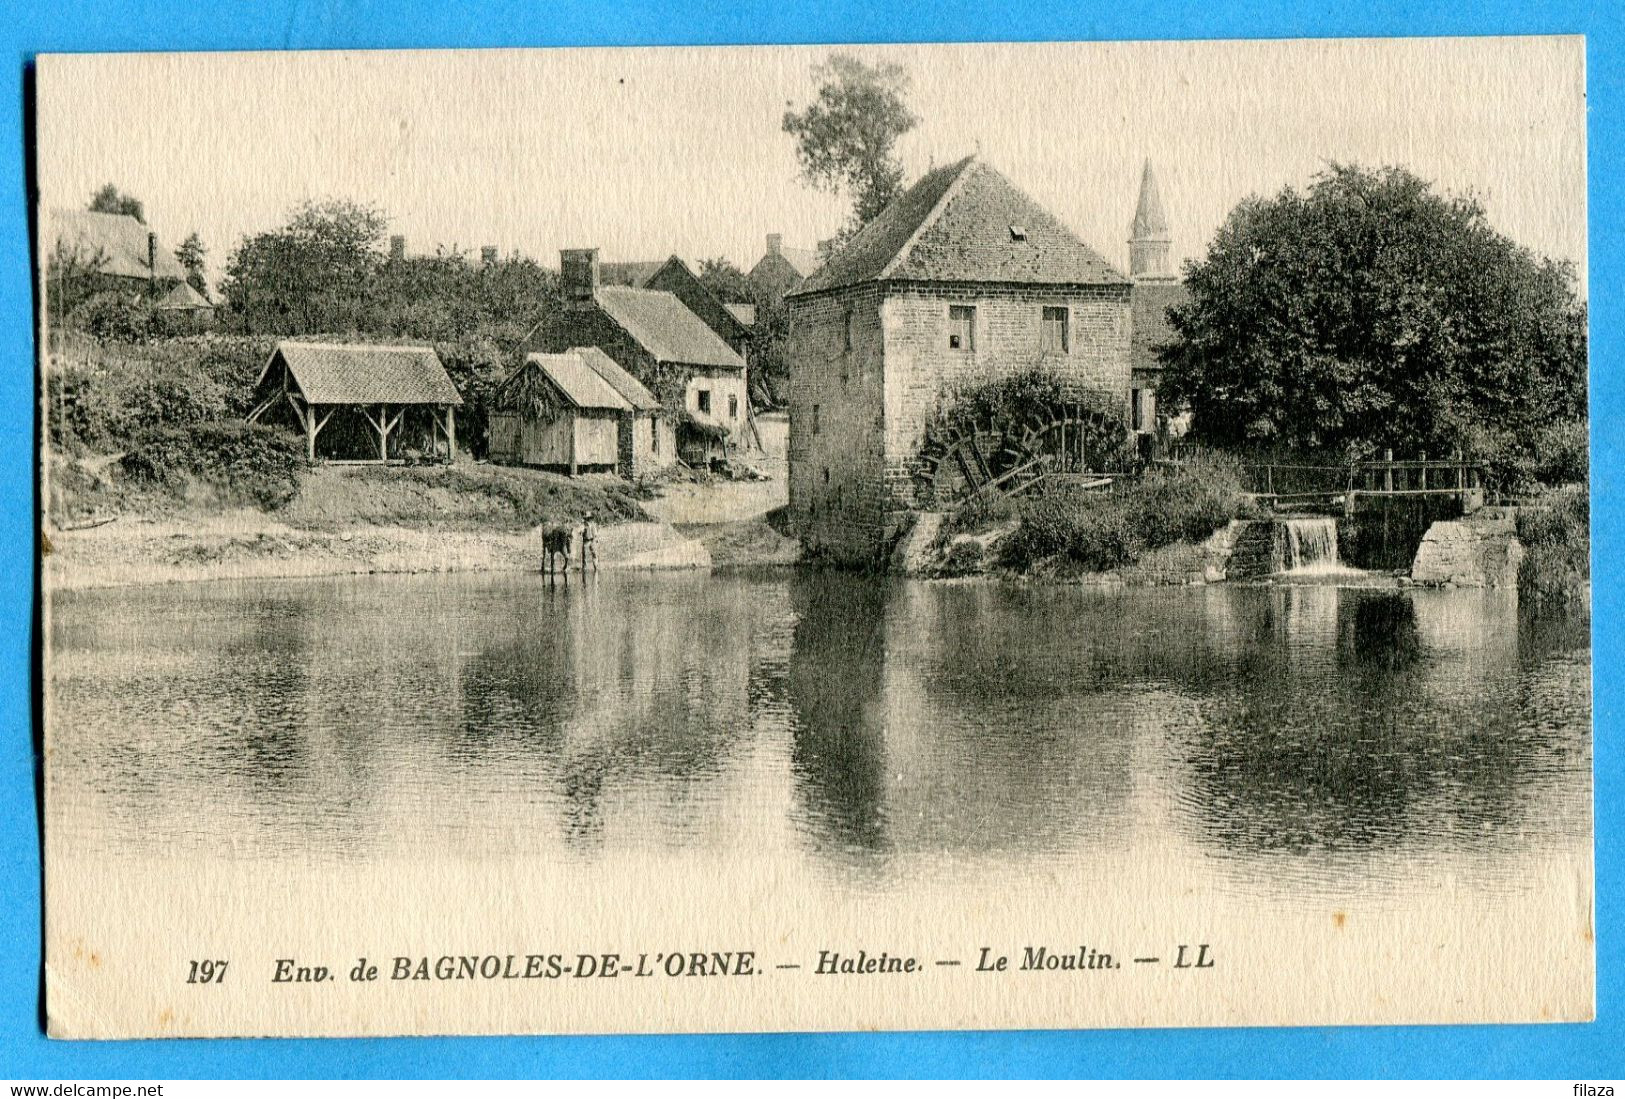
[279,339,437,354]
[875,155,979,282]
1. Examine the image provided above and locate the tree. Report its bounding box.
[175,232,209,298]
[88,184,144,223]
[782,53,918,234]
[219,198,389,334]
[696,257,752,303]
[1157,164,1587,461]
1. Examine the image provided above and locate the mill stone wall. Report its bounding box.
[788,280,1133,566]
[786,284,889,564]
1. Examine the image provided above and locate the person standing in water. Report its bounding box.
[580,512,599,573]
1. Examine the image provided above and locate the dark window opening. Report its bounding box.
[1041,306,1070,354]
[697,389,711,414]
[812,404,821,435]
[948,304,975,350]
[728,394,738,419]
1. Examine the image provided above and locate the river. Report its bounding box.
[47,572,1591,910]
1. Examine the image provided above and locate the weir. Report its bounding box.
[1273,517,1342,574]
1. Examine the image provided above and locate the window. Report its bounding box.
[843,308,855,352]
[812,404,821,436]
[697,389,711,414]
[728,394,738,419]
[822,468,830,485]
[948,305,975,350]
[651,420,659,453]
[1131,388,1145,433]
[1041,306,1070,354]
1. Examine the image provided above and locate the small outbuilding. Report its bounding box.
[489,347,665,478]
[249,341,463,463]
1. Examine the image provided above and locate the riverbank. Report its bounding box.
[45,442,798,590]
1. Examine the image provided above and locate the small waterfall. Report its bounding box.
[1273,517,1341,574]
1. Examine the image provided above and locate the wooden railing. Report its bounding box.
[1244,450,1484,500]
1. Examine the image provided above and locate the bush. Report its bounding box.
[1517,490,1589,605]
[68,292,154,342]
[936,539,986,578]
[121,421,305,509]
[1000,450,1248,573]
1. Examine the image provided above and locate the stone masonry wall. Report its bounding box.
[786,284,889,564]
[788,280,1132,566]
[879,282,1133,520]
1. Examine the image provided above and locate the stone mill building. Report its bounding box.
[784,155,1143,565]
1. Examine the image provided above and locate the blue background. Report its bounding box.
[2,0,1620,1078]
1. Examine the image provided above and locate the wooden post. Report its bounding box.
[306,403,318,462]
[569,415,579,477]
[1383,449,1393,492]
[446,405,456,462]
[378,404,389,461]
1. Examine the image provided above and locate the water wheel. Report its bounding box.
[914,401,1127,509]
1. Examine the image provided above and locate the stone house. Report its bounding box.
[748,233,823,302]
[520,249,749,468]
[784,156,1134,566]
[601,255,753,358]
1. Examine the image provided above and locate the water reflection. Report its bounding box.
[48,573,1590,903]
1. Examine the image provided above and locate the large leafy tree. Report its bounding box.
[88,183,144,223]
[783,53,918,234]
[1158,164,1587,459]
[219,199,389,334]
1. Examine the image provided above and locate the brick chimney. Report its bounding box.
[480,245,498,267]
[389,234,406,261]
[147,231,158,285]
[766,233,782,257]
[560,248,600,310]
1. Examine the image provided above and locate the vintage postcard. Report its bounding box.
[37,38,1591,1038]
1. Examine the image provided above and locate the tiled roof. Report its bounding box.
[571,346,661,411]
[595,286,745,370]
[1131,279,1189,373]
[526,352,631,411]
[155,281,212,310]
[264,342,463,405]
[48,208,189,282]
[723,302,756,328]
[599,260,664,288]
[795,157,1127,296]
[775,246,823,280]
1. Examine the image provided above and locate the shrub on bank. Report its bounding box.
[1517,490,1589,606]
[1000,450,1249,573]
[120,421,305,509]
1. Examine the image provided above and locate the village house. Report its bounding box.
[784,155,1135,566]
[521,248,749,468]
[46,208,188,299]
[1126,160,1190,442]
[748,233,823,302]
[489,346,666,477]
[600,254,754,358]
[249,341,463,463]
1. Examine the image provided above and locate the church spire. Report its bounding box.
[1130,159,1172,279]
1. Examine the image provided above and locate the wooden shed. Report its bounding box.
[490,351,648,475]
[249,341,463,462]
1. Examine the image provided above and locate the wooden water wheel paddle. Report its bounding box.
[914,401,1127,509]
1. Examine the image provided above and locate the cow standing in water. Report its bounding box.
[541,527,573,578]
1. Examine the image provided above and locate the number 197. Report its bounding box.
[186,959,228,984]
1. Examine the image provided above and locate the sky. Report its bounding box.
[35,37,1588,291]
